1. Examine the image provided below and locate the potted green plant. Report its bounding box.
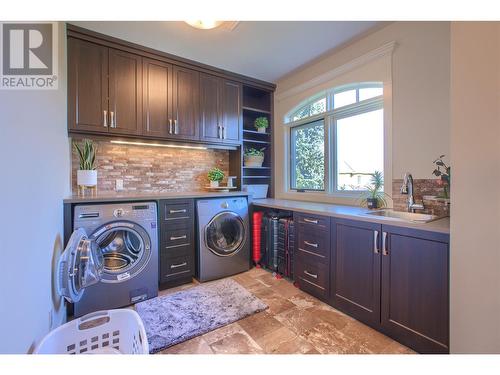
[207,167,225,188]
[254,117,269,133]
[432,155,451,199]
[359,171,389,209]
[74,139,98,187]
[244,147,265,167]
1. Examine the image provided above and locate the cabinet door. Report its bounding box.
[142,58,172,138]
[172,66,199,140]
[199,73,222,142]
[331,218,382,327]
[108,48,142,135]
[67,37,108,133]
[221,79,242,144]
[381,225,449,353]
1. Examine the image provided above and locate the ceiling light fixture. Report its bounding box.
[110,140,207,150]
[184,21,240,31]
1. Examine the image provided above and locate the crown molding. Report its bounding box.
[276,41,397,101]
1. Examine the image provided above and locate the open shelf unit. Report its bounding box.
[240,85,274,198]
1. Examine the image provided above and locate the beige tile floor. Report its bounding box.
[155,267,415,354]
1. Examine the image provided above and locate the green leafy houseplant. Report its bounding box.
[254,117,269,133]
[74,139,97,170]
[244,147,266,167]
[432,155,451,199]
[359,171,389,209]
[207,167,225,182]
[244,147,265,157]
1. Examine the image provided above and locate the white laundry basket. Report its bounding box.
[35,309,149,354]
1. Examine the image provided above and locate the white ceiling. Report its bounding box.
[71,21,381,83]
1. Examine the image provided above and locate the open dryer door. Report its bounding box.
[58,228,104,303]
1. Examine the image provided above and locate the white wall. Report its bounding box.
[274,22,450,204]
[0,23,70,353]
[450,22,500,353]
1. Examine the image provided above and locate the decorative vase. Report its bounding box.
[366,198,379,209]
[257,127,266,134]
[210,180,220,188]
[244,155,264,167]
[77,170,97,187]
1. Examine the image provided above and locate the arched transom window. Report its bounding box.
[285,82,384,193]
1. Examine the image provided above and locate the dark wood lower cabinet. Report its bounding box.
[330,218,381,328]
[380,225,449,354]
[293,214,450,354]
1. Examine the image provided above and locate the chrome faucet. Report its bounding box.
[400,173,424,212]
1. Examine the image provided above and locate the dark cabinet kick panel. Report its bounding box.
[289,210,450,354]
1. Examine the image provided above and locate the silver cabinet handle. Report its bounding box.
[303,218,318,224]
[382,231,389,256]
[304,240,318,248]
[170,235,187,241]
[373,230,380,254]
[103,110,108,127]
[174,119,178,135]
[110,111,116,128]
[169,119,173,134]
[304,270,318,279]
[169,209,187,214]
[223,125,227,139]
[170,262,187,269]
[217,124,222,139]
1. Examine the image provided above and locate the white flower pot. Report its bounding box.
[257,127,267,133]
[77,170,97,187]
[210,180,220,188]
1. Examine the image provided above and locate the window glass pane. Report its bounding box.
[291,120,325,190]
[333,89,357,109]
[290,97,326,122]
[359,87,383,101]
[336,109,384,191]
[310,98,326,116]
[291,105,311,122]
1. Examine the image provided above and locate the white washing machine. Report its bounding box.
[196,197,250,282]
[59,202,158,317]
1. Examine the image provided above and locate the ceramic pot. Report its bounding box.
[210,180,220,188]
[244,155,264,167]
[257,127,267,133]
[77,170,97,187]
[366,198,379,209]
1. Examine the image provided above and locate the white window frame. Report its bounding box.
[285,83,384,199]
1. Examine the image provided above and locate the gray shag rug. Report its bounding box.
[135,278,268,353]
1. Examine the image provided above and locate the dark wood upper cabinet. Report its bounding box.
[171,66,199,140]
[199,74,242,144]
[221,79,242,143]
[68,37,108,133]
[380,225,449,354]
[142,58,173,138]
[108,48,143,135]
[331,218,382,328]
[199,73,221,142]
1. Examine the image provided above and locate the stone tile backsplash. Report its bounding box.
[392,178,450,217]
[71,138,229,193]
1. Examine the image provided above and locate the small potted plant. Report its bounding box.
[254,117,269,133]
[207,167,225,188]
[359,171,388,209]
[432,154,451,199]
[244,147,265,167]
[74,139,98,188]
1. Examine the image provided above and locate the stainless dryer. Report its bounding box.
[196,197,249,282]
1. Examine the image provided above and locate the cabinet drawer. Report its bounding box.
[296,259,329,300]
[295,213,330,231]
[297,227,330,262]
[163,228,192,248]
[162,244,193,259]
[162,201,193,221]
[162,255,193,280]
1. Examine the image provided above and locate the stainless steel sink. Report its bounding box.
[363,209,442,223]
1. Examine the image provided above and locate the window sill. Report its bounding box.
[280,190,393,208]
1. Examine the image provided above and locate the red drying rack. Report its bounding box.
[252,211,264,266]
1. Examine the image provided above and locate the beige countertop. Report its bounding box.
[251,198,450,234]
[64,190,251,204]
